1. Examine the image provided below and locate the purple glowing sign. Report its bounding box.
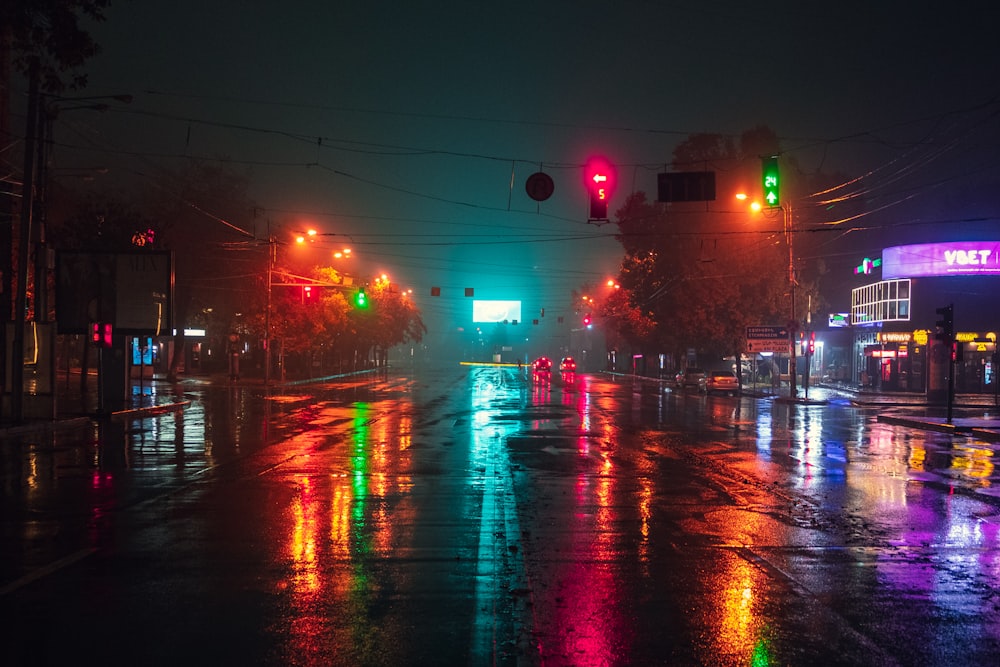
[882,242,1000,279]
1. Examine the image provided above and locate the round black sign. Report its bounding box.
[525,172,555,202]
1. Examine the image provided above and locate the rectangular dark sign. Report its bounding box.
[657,171,716,202]
[55,251,175,335]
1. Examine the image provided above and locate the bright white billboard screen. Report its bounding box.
[472,300,522,323]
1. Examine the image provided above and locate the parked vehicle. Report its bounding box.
[706,370,739,395]
[676,368,707,393]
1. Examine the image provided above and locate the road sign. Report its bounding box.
[525,172,554,202]
[746,325,791,354]
[746,325,788,339]
[747,340,792,354]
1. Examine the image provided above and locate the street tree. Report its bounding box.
[602,126,818,369]
[349,279,426,367]
[2,0,111,93]
[2,0,112,380]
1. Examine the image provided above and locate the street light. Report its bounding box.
[739,193,797,399]
[761,201,798,399]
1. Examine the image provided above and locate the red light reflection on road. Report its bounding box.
[543,438,626,663]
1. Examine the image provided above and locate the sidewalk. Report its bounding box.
[606,372,1000,442]
[814,383,1000,442]
[1,373,192,438]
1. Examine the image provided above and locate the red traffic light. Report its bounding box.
[91,322,113,348]
[583,313,592,327]
[585,157,615,220]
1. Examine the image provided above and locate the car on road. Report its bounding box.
[559,356,577,372]
[676,368,707,393]
[705,370,739,395]
[532,356,553,374]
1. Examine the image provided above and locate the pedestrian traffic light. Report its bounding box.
[354,288,368,309]
[583,313,592,327]
[762,156,780,208]
[586,157,614,220]
[935,304,953,343]
[91,322,113,348]
[302,285,315,303]
[807,331,815,355]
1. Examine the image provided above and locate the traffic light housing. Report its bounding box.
[762,156,780,208]
[354,288,368,309]
[586,158,614,220]
[935,304,953,343]
[302,285,315,304]
[583,313,592,327]
[91,322,113,348]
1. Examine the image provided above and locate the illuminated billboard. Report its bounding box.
[882,242,1000,278]
[472,300,522,323]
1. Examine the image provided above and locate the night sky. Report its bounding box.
[32,1,1000,338]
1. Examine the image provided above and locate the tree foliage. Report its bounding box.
[598,126,827,367]
[268,268,426,374]
[3,0,111,92]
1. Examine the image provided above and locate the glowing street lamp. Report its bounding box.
[294,229,319,244]
[738,193,798,398]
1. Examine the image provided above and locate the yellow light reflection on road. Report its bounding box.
[289,475,320,595]
[950,443,994,484]
[705,556,773,665]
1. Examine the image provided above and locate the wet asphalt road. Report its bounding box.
[1,365,999,666]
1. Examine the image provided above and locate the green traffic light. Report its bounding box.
[762,156,780,208]
[354,289,368,308]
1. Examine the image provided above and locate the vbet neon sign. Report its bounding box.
[944,248,992,266]
[882,242,1000,278]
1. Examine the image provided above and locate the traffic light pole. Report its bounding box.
[935,304,955,424]
[785,203,797,400]
[946,348,954,425]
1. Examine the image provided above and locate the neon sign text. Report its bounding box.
[882,242,1000,278]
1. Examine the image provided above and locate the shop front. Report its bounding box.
[954,332,998,394]
[862,330,927,393]
[863,330,998,394]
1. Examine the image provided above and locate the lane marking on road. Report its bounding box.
[0,548,97,596]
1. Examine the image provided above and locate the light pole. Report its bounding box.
[783,202,798,400]
[264,232,275,386]
[10,62,41,422]
[739,190,797,399]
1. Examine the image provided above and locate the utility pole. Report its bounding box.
[11,60,39,422]
[264,227,274,386]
